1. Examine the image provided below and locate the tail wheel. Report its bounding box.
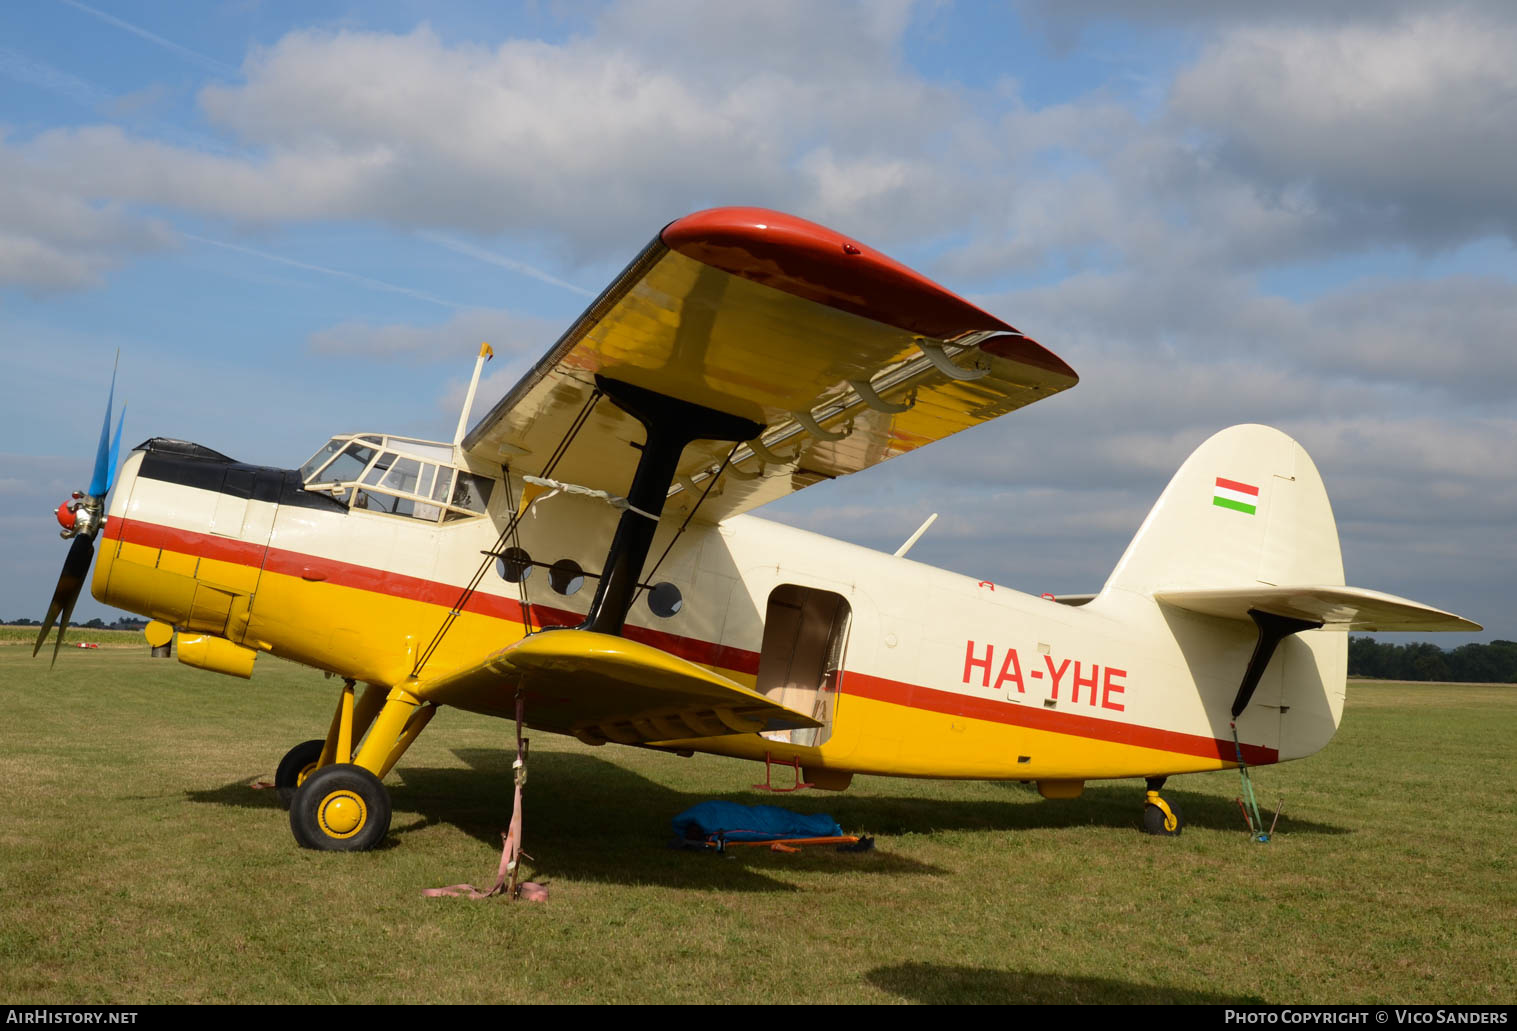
[1142,801,1184,837]
[289,763,392,852]
[274,739,326,810]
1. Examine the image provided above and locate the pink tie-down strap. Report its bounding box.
[426,693,546,902]
[423,779,546,900]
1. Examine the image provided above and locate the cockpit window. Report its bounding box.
[362,451,397,486]
[380,457,422,495]
[314,443,376,486]
[299,433,495,524]
[299,439,346,482]
[447,472,494,517]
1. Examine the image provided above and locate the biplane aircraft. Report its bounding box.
[37,207,1479,852]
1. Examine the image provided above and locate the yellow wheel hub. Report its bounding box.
[318,790,368,838]
[296,763,318,789]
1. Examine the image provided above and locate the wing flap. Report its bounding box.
[416,629,820,745]
[1153,585,1482,632]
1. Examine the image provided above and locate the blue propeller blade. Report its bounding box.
[86,354,119,498]
[106,404,127,496]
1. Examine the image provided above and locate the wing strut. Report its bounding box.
[1231,609,1323,718]
[580,376,762,637]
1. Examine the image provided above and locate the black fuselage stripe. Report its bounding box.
[135,447,348,514]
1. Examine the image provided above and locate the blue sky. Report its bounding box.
[2,0,1513,644]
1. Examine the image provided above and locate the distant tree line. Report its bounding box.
[1349,636,1517,683]
[5,617,148,631]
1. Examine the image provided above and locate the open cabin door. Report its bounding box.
[755,584,851,748]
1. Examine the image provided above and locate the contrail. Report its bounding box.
[54,0,240,78]
[420,232,594,297]
[182,233,463,310]
[0,46,108,108]
[0,45,241,155]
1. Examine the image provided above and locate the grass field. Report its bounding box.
[1,647,1512,1004]
[1,626,144,648]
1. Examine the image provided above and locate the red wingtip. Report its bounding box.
[662,207,1015,341]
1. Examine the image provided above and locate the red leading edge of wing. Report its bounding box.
[661,207,1076,380]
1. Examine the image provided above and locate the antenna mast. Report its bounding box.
[454,342,494,445]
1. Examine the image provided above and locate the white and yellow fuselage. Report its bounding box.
[93,426,1351,797]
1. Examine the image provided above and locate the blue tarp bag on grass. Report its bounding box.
[671,801,844,846]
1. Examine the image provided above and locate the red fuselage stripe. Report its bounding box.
[106,514,1276,765]
[106,515,764,671]
[109,517,268,566]
[842,672,1277,765]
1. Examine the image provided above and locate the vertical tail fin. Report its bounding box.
[1095,424,1475,765]
[1101,424,1344,599]
[1099,424,1349,762]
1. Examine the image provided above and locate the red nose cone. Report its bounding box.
[55,502,76,530]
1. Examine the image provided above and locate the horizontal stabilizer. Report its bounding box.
[417,629,821,746]
[1153,585,1482,633]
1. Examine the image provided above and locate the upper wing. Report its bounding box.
[463,207,1077,522]
[416,629,820,745]
[1153,585,1483,632]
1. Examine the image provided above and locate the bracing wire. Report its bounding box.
[634,443,740,606]
[411,388,602,678]
[501,470,534,635]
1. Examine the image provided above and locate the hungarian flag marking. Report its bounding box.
[1213,477,1259,515]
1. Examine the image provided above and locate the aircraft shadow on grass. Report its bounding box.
[387,750,952,891]
[185,748,1347,891]
[866,962,1262,1005]
[975,778,1349,837]
[187,749,944,892]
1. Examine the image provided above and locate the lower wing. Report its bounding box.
[416,629,820,746]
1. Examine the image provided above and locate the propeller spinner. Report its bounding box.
[34,357,126,667]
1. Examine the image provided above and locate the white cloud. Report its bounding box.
[980,264,1517,402]
[0,139,176,289]
[1,6,979,259]
[1170,13,1517,248]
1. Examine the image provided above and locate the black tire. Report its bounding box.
[289,763,392,851]
[275,739,326,810]
[1142,801,1184,836]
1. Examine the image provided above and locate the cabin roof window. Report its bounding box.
[299,433,496,524]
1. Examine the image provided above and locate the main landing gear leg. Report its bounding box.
[274,679,386,809]
[288,683,437,851]
[1142,776,1184,836]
